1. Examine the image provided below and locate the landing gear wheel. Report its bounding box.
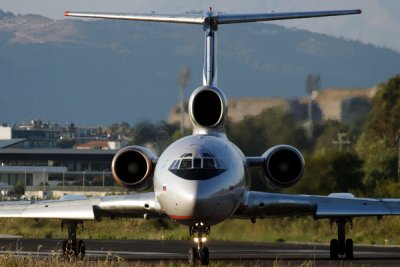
[189,222,211,265]
[188,247,197,264]
[330,218,354,260]
[345,238,354,260]
[200,247,209,265]
[330,239,339,260]
[62,240,77,260]
[77,240,86,259]
[61,220,86,260]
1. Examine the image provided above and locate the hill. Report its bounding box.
[168,87,376,127]
[0,10,399,124]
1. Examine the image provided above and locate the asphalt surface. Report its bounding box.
[0,238,400,266]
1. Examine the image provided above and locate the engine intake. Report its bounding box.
[261,145,304,190]
[111,146,156,191]
[189,86,227,129]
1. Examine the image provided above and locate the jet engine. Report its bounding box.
[111,146,157,191]
[261,145,305,190]
[188,85,227,130]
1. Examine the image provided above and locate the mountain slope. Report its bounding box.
[0,11,399,124]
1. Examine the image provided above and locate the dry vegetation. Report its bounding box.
[0,253,314,267]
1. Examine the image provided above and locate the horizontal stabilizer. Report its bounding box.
[64,9,361,25]
[64,11,204,24]
[216,10,361,24]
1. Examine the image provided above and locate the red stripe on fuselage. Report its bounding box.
[169,215,194,220]
[168,214,227,221]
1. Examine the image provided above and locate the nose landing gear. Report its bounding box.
[188,222,210,265]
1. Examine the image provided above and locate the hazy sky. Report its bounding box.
[1,0,400,52]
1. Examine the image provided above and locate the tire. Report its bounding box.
[63,240,76,261]
[62,240,67,255]
[345,239,354,260]
[77,240,86,259]
[200,247,209,265]
[330,239,339,260]
[188,247,197,264]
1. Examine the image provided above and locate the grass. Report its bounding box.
[0,253,317,267]
[0,215,394,267]
[1,215,400,246]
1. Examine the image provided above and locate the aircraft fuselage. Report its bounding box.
[154,134,247,225]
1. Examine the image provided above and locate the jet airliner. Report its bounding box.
[2,7,400,265]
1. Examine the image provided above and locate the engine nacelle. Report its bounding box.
[261,145,305,190]
[188,85,227,130]
[111,146,156,191]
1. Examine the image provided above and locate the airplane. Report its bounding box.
[3,6,400,265]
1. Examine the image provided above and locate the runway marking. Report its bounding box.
[88,250,185,256]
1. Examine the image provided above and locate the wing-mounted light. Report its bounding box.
[188,85,227,131]
[111,146,157,191]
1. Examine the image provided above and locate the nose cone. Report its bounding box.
[165,180,240,226]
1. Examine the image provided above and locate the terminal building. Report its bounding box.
[0,149,120,197]
[0,120,125,149]
[0,120,129,197]
[0,149,116,186]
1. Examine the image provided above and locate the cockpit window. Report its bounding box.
[193,158,202,168]
[203,158,216,169]
[172,160,180,169]
[180,159,192,169]
[169,153,226,180]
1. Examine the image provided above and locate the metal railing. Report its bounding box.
[26,185,126,192]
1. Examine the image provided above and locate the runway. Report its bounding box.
[0,238,400,266]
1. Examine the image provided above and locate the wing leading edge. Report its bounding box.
[0,192,165,220]
[235,191,400,219]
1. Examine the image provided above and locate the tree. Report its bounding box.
[356,75,400,185]
[13,182,25,197]
[57,138,76,149]
[288,150,364,195]
[227,107,310,155]
[364,75,400,144]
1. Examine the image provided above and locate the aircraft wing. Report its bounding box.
[0,192,165,220]
[234,191,400,219]
[64,10,361,25]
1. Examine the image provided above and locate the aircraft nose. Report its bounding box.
[180,181,216,215]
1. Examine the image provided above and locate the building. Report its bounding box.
[0,120,125,149]
[168,87,377,127]
[0,165,67,186]
[74,140,125,150]
[0,149,118,195]
[0,120,61,148]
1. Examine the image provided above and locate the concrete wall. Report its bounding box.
[0,127,12,139]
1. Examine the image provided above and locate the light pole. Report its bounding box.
[82,171,85,192]
[305,73,320,139]
[42,168,46,198]
[179,67,190,135]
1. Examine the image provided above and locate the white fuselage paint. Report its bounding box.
[154,134,247,226]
